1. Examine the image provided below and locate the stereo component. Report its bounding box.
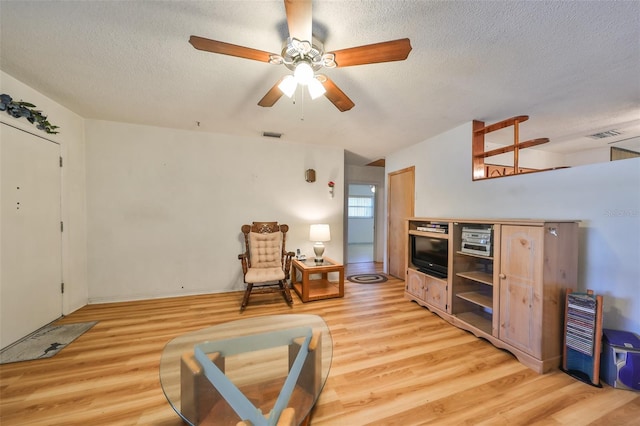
[461,227,492,256]
[416,222,448,234]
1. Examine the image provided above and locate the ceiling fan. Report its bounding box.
[189,0,412,112]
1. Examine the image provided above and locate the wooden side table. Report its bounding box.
[291,257,344,302]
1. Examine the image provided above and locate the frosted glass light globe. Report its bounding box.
[294,62,314,85]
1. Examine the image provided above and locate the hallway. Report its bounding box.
[345,260,382,276]
[347,242,374,264]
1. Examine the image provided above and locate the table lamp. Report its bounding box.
[309,224,331,263]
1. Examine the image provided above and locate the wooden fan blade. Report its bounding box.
[258,78,285,107]
[284,0,312,41]
[330,38,412,67]
[321,77,355,112]
[189,35,274,62]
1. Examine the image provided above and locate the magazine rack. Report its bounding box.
[562,289,603,387]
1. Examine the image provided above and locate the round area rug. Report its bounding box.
[347,274,388,284]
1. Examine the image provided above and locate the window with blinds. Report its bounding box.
[348,196,374,218]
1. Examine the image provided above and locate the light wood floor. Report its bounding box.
[1,263,638,425]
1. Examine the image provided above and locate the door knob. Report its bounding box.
[499,273,506,279]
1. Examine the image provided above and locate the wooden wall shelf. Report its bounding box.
[472,115,550,180]
[473,115,529,135]
[475,138,550,159]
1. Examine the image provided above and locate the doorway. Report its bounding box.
[346,184,376,263]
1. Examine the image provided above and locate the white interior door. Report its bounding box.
[1,122,62,349]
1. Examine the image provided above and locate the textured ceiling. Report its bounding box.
[1,1,639,164]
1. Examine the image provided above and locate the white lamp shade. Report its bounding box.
[309,224,331,242]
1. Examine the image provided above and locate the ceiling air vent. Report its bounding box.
[262,131,282,138]
[587,129,622,139]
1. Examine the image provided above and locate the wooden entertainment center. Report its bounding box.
[405,218,579,373]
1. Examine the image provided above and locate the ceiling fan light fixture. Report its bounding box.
[294,61,314,85]
[278,75,297,98]
[308,77,326,99]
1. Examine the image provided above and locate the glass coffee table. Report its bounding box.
[159,314,332,426]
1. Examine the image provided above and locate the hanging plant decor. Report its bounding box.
[328,181,335,198]
[0,94,60,134]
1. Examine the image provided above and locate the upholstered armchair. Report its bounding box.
[238,222,295,311]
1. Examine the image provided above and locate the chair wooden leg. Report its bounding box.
[280,280,293,306]
[240,283,253,312]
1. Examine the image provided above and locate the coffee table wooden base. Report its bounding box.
[291,257,344,302]
[160,315,332,426]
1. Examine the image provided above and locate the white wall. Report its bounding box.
[0,71,88,315]
[386,122,640,333]
[85,120,344,302]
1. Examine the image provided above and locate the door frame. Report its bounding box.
[345,182,378,264]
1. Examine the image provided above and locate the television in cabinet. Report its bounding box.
[405,220,452,315]
[410,234,448,279]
